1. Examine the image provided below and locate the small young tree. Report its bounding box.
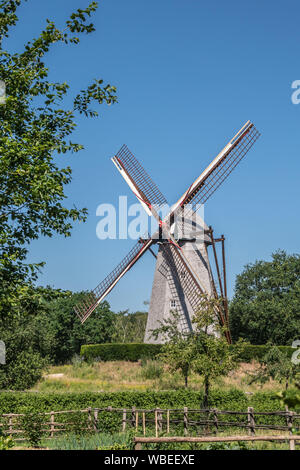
[151,296,243,401]
[151,310,194,388]
[248,345,300,391]
[191,295,243,408]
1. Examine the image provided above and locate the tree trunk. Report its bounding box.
[285,379,289,390]
[185,375,188,388]
[203,377,210,408]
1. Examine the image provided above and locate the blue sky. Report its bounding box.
[6,0,300,312]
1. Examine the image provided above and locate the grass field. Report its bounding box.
[31,359,282,394]
[12,430,297,450]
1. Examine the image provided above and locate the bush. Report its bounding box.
[0,435,14,450]
[20,410,44,447]
[80,342,294,363]
[0,389,295,435]
[0,389,283,415]
[229,344,294,362]
[0,349,47,391]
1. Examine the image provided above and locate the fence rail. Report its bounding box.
[0,406,299,441]
[133,435,300,451]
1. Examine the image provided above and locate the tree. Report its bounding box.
[191,295,242,407]
[151,296,242,401]
[41,294,116,364]
[230,251,300,345]
[0,0,117,306]
[247,345,300,391]
[0,0,117,388]
[0,285,60,390]
[112,310,148,344]
[151,310,195,388]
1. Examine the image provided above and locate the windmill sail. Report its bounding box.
[75,121,260,339]
[74,237,153,323]
[173,121,260,218]
[112,144,168,216]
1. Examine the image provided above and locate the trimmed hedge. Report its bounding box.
[0,389,282,414]
[0,390,294,434]
[80,343,294,363]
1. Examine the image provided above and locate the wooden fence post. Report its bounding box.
[88,407,92,431]
[142,412,146,436]
[213,409,218,434]
[167,410,170,435]
[155,409,158,438]
[93,409,98,432]
[184,407,188,436]
[131,407,136,429]
[158,409,163,434]
[122,409,127,432]
[50,411,55,438]
[8,415,13,436]
[285,406,294,435]
[247,407,255,436]
[136,411,139,432]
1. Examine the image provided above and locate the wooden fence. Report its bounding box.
[133,435,300,451]
[1,406,299,441]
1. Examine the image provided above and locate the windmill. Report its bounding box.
[74,121,260,344]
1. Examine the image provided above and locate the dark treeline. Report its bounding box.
[0,288,147,390]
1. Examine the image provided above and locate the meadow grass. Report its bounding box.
[32,360,283,394]
[12,428,296,450]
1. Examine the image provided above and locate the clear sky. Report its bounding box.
[5,0,300,313]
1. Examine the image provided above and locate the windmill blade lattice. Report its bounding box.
[113,144,168,209]
[178,122,260,219]
[74,237,153,323]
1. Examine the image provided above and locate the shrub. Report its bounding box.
[80,342,294,363]
[0,435,14,450]
[20,410,44,448]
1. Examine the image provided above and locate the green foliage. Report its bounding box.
[0,287,116,388]
[67,411,91,436]
[151,310,197,387]
[191,296,242,407]
[200,441,249,450]
[230,251,300,345]
[20,410,44,447]
[151,296,242,406]
[80,342,293,363]
[81,343,162,362]
[0,389,296,434]
[0,424,14,450]
[37,295,116,364]
[278,389,300,411]
[0,1,117,390]
[248,345,300,390]
[141,360,163,380]
[0,293,50,389]
[45,432,134,450]
[0,0,116,296]
[0,389,251,415]
[230,344,294,362]
[0,435,14,450]
[111,311,147,343]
